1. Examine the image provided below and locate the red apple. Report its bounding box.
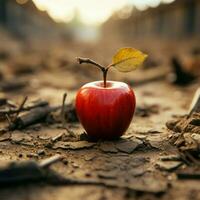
[76,81,136,140]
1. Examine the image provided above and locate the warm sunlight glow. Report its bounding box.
[33,0,129,25]
[130,0,175,11]
[32,0,176,25]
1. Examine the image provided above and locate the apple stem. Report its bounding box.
[77,57,110,88]
[103,69,108,88]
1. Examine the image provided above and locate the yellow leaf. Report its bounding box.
[111,47,148,72]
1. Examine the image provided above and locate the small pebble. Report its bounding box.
[62,159,68,165]
[18,153,23,158]
[37,149,45,155]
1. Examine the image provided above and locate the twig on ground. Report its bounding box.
[0,100,48,115]
[60,93,76,137]
[14,96,28,120]
[8,106,61,131]
[61,93,67,129]
[5,114,12,127]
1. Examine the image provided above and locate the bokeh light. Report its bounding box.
[32,0,176,25]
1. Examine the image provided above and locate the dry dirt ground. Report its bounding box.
[0,31,200,200]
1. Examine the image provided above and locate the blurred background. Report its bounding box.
[0,0,199,101]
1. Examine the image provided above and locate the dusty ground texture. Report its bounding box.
[0,30,200,200]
